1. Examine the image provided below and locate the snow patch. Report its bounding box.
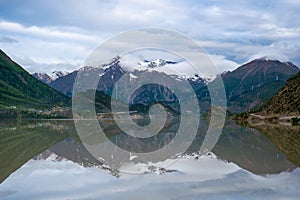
[50,71,69,81]
[129,73,137,81]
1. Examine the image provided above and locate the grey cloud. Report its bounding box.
[0,35,18,43]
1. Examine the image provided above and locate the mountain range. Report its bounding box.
[0,48,299,116]
[39,56,207,98]
[33,55,299,114]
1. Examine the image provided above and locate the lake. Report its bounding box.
[0,118,299,199]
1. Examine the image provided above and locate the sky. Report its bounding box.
[0,0,299,74]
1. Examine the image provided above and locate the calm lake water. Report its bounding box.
[0,118,299,199]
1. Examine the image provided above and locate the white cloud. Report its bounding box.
[0,0,300,74]
[0,21,100,42]
[0,35,92,73]
[209,54,239,73]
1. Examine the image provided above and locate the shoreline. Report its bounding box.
[233,112,300,126]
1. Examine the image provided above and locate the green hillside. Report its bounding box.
[0,49,70,109]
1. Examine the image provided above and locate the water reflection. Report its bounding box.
[213,121,296,174]
[0,119,75,183]
[0,118,298,184]
[252,123,300,167]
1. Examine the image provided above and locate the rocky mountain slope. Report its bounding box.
[258,71,300,115]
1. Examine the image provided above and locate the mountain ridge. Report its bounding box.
[32,71,69,84]
[14,53,300,115]
[44,55,300,114]
[220,58,299,113]
[0,49,70,109]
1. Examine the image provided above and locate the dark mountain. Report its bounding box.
[258,71,300,115]
[187,75,207,91]
[0,49,69,109]
[72,89,128,115]
[49,57,126,97]
[198,58,299,113]
[50,70,78,97]
[49,56,206,107]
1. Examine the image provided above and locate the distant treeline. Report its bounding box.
[0,108,68,119]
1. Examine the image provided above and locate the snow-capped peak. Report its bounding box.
[50,71,69,81]
[32,72,52,84]
[76,54,216,86]
[118,54,178,72]
[255,56,291,63]
[144,58,177,68]
[32,71,70,84]
[117,54,214,81]
[256,56,279,61]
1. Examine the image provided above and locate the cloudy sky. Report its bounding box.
[0,0,299,74]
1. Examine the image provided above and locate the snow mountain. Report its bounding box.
[49,55,208,100]
[32,71,69,84]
